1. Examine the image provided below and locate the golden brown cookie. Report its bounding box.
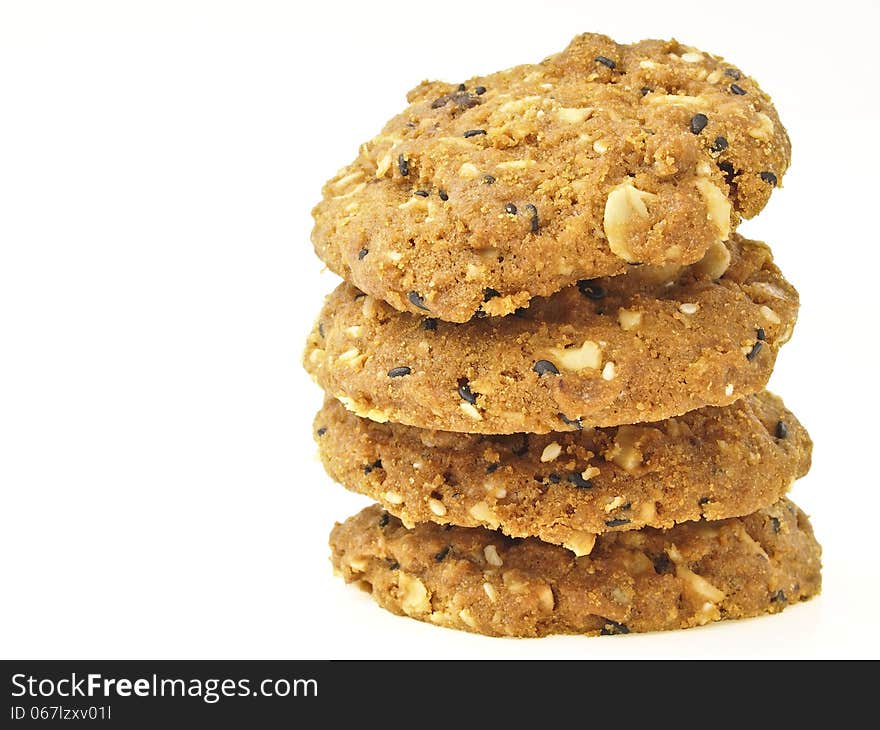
[313,33,790,322]
[330,500,821,637]
[314,392,810,554]
[305,235,797,434]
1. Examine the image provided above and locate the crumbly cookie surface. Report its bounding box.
[313,33,790,322]
[330,500,821,637]
[315,392,810,553]
[304,235,798,434]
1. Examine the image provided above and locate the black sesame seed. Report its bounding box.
[711,136,729,152]
[548,473,561,484]
[775,420,788,439]
[730,83,747,95]
[577,279,606,300]
[746,340,763,361]
[558,412,583,430]
[386,559,399,570]
[595,55,616,70]
[652,553,673,574]
[725,68,741,80]
[407,291,429,311]
[457,83,466,92]
[397,153,409,176]
[483,174,496,184]
[756,327,766,341]
[438,189,449,201]
[525,203,539,233]
[532,359,560,376]
[567,472,594,489]
[413,189,429,197]
[770,589,787,604]
[421,317,438,331]
[759,171,778,186]
[454,92,480,109]
[318,322,324,338]
[605,518,631,527]
[434,546,451,562]
[457,379,478,405]
[690,113,709,135]
[486,463,500,474]
[378,512,390,527]
[770,516,781,533]
[316,427,327,437]
[511,435,529,456]
[475,85,486,95]
[484,287,500,301]
[640,87,653,96]
[431,96,449,109]
[364,459,383,475]
[698,496,710,506]
[504,203,518,215]
[388,366,412,378]
[463,129,487,138]
[600,620,630,636]
[357,248,368,260]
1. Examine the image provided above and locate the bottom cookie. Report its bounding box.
[329,500,821,637]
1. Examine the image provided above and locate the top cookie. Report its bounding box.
[312,33,790,322]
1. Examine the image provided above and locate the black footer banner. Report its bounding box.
[2,659,825,724]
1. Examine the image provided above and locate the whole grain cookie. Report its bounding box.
[305,235,797,434]
[315,392,810,554]
[330,500,821,637]
[313,33,790,322]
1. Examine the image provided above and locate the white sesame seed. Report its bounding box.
[458,162,479,179]
[384,491,404,505]
[679,302,700,315]
[459,401,483,420]
[336,347,361,362]
[760,305,781,324]
[602,361,616,381]
[725,383,734,396]
[540,441,562,462]
[428,498,447,517]
[458,609,478,629]
[483,582,498,602]
[483,545,503,567]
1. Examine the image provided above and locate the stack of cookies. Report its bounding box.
[304,34,821,637]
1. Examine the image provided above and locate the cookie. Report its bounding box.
[330,500,821,637]
[314,392,810,554]
[305,235,797,434]
[313,33,790,322]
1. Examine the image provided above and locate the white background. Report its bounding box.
[2,0,878,659]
